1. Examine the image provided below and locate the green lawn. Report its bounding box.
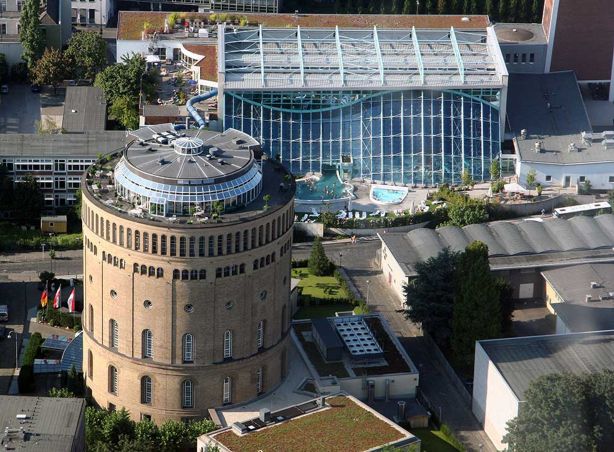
[411,428,464,452]
[0,222,82,252]
[291,267,350,300]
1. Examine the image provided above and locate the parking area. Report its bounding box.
[511,299,556,337]
[0,84,41,133]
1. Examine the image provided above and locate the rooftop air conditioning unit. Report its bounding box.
[586,294,596,303]
[568,142,578,152]
[259,408,271,423]
[520,129,527,140]
[534,141,542,153]
[591,281,601,289]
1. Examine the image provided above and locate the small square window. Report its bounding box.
[521,54,527,63]
[545,175,552,182]
[609,176,614,183]
[578,176,586,183]
[140,413,151,421]
[529,53,535,63]
[505,54,511,63]
[513,53,519,63]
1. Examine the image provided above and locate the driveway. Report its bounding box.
[0,84,42,133]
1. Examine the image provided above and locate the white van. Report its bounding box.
[0,305,8,322]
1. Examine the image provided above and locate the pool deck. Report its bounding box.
[296,180,429,214]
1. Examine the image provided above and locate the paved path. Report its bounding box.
[295,239,497,452]
[0,249,83,282]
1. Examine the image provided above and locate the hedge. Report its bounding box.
[38,309,82,331]
[18,332,44,393]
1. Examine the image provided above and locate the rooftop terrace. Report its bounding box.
[117,12,490,41]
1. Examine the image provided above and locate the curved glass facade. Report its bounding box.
[224,89,501,185]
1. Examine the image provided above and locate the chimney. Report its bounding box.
[585,294,593,303]
[397,401,406,420]
[259,408,271,423]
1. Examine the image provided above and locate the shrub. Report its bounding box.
[18,332,43,393]
[38,308,79,329]
[49,387,76,398]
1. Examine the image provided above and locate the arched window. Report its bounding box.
[182,334,193,363]
[226,233,232,254]
[189,236,195,257]
[190,270,197,280]
[253,259,258,270]
[180,237,186,257]
[133,263,139,273]
[113,257,118,267]
[161,235,167,255]
[105,220,110,241]
[119,226,124,246]
[272,219,276,240]
[199,269,206,280]
[208,237,214,256]
[258,225,264,246]
[265,223,270,243]
[271,252,276,262]
[260,257,265,268]
[157,267,164,278]
[93,245,97,256]
[141,376,152,404]
[127,228,132,248]
[181,270,189,280]
[112,223,117,244]
[135,230,140,250]
[198,237,205,257]
[266,255,270,265]
[170,236,176,256]
[217,235,223,255]
[108,366,118,394]
[257,320,264,350]
[239,264,245,274]
[120,259,125,269]
[148,266,155,277]
[95,213,99,234]
[142,329,153,359]
[107,253,112,264]
[109,319,118,349]
[143,232,149,252]
[151,234,158,254]
[243,230,249,250]
[182,380,193,408]
[88,305,94,333]
[251,227,256,248]
[140,265,147,275]
[223,330,232,359]
[173,269,180,280]
[223,377,231,404]
[88,350,93,380]
[102,251,106,261]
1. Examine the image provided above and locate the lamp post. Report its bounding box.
[366,280,370,306]
[338,252,343,267]
[8,331,18,368]
[416,0,420,14]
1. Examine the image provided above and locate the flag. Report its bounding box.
[67,288,76,313]
[53,286,61,309]
[40,288,48,308]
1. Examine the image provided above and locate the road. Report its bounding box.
[0,249,83,282]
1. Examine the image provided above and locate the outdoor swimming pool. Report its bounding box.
[296,171,352,201]
[370,185,409,204]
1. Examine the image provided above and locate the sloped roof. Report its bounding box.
[381,214,614,276]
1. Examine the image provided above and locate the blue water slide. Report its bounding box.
[186,89,218,128]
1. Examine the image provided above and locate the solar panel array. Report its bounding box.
[333,316,383,358]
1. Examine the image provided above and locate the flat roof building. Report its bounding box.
[543,263,614,333]
[0,395,85,452]
[62,86,107,133]
[200,394,420,452]
[380,214,614,305]
[472,330,614,449]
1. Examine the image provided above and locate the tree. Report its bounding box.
[0,53,8,84]
[13,174,42,224]
[447,199,488,226]
[489,159,500,180]
[31,48,69,94]
[525,168,536,193]
[531,0,542,22]
[437,0,448,14]
[101,409,135,447]
[461,168,474,187]
[451,241,501,367]
[109,96,139,130]
[504,373,594,451]
[536,183,543,197]
[0,163,14,212]
[308,237,332,276]
[19,0,44,70]
[498,0,507,21]
[262,193,272,209]
[39,271,55,285]
[158,420,189,451]
[402,0,412,14]
[404,248,460,344]
[485,0,495,19]
[65,31,108,80]
[587,370,614,449]
[95,54,149,104]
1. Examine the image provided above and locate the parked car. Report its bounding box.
[0,85,8,94]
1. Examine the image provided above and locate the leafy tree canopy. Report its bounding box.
[12,174,43,224]
[109,95,139,130]
[65,31,108,80]
[19,0,44,69]
[0,53,8,84]
[504,371,614,451]
[31,48,70,93]
[404,248,459,344]
[308,236,332,276]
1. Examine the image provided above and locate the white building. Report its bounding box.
[473,330,614,450]
[506,71,614,190]
[71,0,114,26]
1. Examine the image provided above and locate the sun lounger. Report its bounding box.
[360,211,367,219]
[370,210,380,217]
[300,214,309,222]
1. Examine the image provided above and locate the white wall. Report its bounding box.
[339,373,419,400]
[518,159,614,190]
[472,343,520,451]
[380,240,409,308]
[116,39,184,64]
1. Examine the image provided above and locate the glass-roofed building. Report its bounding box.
[218,24,509,185]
